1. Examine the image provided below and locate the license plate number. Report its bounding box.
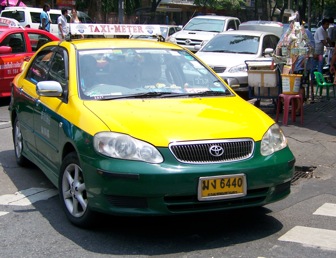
[198,174,246,201]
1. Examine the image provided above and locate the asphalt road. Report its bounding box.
[1,97,336,258]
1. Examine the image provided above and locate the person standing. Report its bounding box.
[330,45,336,84]
[40,3,51,32]
[70,8,80,23]
[313,18,331,73]
[70,8,84,39]
[58,8,69,40]
[328,17,336,47]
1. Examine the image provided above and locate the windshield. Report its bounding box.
[201,34,260,54]
[184,18,225,32]
[77,48,232,100]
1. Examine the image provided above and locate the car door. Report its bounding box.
[0,32,29,97]
[32,47,68,177]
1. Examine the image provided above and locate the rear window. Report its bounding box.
[1,10,25,22]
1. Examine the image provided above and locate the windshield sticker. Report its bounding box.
[185,88,208,93]
[135,49,167,54]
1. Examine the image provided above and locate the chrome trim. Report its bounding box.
[169,138,254,164]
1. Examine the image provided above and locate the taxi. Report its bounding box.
[9,24,295,228]
[0,17,59,98]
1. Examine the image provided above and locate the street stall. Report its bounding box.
[275,12,315,99]
[246,59,282,112]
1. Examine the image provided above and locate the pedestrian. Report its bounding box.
[313,18,331,73]
[40,3,51,32]
[328,17,336,47]
[330,45,336,84]
[57,8,69,40]
[70,8,84,39]
[70,8,80,24]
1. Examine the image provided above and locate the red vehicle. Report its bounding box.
[0,17,59,98]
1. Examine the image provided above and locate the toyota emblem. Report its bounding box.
[209,145,224,157]
[185,39,191,45]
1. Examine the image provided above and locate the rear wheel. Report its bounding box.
[59,152,96,228]
[13,117,30,166]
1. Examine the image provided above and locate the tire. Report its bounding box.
[13,117,30,166]
[59,152,96,228]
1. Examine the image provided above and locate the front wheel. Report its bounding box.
[59,152,96,228]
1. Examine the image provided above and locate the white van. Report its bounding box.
[167,15,241,52]
[0,7,61,37]
[0,7,94,38]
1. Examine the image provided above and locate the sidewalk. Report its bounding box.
[262,96,336,177]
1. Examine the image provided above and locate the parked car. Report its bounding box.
[9,36,295,228]
[195,30,279,94]
[239,20,285,38]
[0,7,94,37]
[167,15,241,52]
[130,25,182,41]
[0,17,59,98]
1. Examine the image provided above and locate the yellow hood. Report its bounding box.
[83,97,274,147]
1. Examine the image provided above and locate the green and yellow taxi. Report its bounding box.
[9,36,295,228]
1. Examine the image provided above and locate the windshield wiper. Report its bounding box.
[99,92,177,100]
[163,90,231,98]
[98,90,231,100]
[205,50,235,53]
[239,51,255,54]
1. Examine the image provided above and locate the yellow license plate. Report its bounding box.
[198,174,246,201]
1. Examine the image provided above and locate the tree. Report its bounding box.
[194,0,244,11]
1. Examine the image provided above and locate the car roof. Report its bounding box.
[217,30,277,37]
[190,15,239,20]
[240,20,284,26]
[4,6,44,11]
[61,38,184,50]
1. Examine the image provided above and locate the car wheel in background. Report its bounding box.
[13,117,30,166]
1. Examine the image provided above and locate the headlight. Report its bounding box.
[167,36,176,44]
[260,124,287,156]
[200,40,209,47]
[227,64,247,73]
[94,132,163,163]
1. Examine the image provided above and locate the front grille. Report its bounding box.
[212,66,226,73]
[176,38,203,46]
[169,139,254,164]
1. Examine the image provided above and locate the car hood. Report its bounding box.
[196,52,259,67]
[173,30,219,40]
[83,97,274,147]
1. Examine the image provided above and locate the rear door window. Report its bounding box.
[1,10,25,22]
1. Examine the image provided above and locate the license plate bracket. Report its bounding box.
[198,174,246,201]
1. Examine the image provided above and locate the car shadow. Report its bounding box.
[32,200,284,255]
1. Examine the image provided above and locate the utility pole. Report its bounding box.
[307,0,311,29]
[118,0,124,24]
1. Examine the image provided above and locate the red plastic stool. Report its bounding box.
[276,93,303,125]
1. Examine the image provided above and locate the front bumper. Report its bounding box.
[80,143,295,216]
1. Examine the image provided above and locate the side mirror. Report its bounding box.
[36,81,63,97]
[264,48,274,56]
[194,45,201,51]
[0,46,12,54]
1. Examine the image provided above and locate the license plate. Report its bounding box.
[198,174,246,201]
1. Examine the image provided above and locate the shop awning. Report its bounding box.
[0,0,26,7]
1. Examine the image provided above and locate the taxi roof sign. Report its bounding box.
[0,17,22,28]
[69,23,162,36]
